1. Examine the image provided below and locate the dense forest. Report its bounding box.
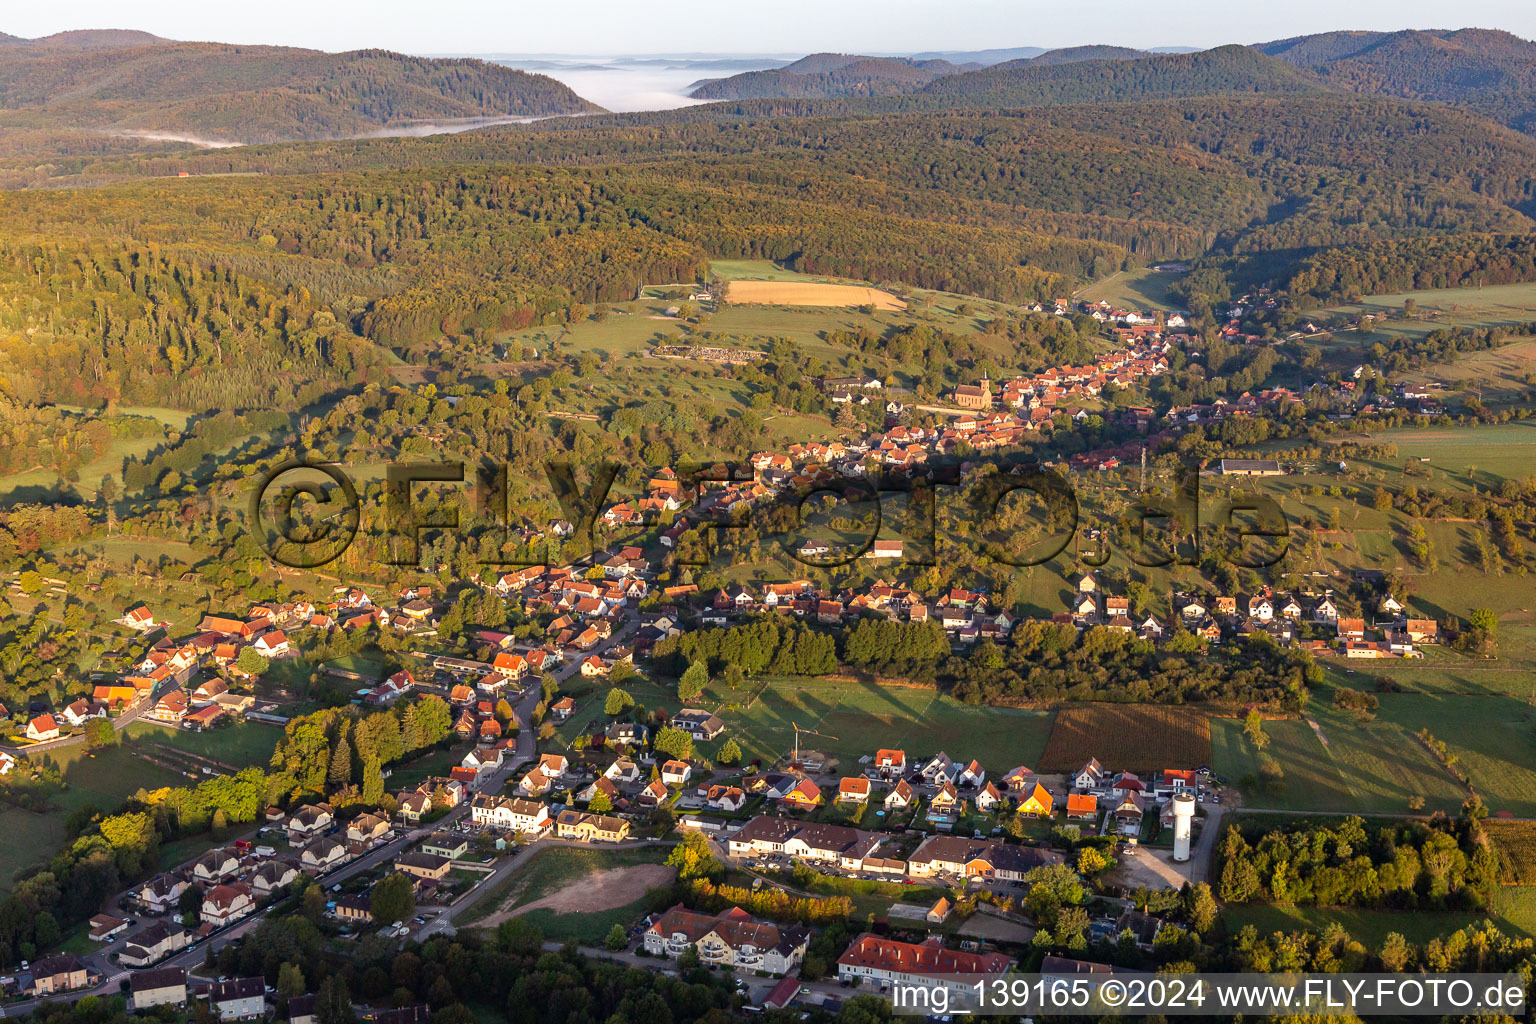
[1280,233,1536,304]
[689,54,970,100]
[1259,28,1536,133]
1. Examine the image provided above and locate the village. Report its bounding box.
[0,292,1480,1019]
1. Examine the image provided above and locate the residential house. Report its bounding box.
[420,833,470,860]
[1110,793,1145,835]
[1000,766,1035,792]
[555,810,630,843]
[661,760,692,786]
[578,776,620,806]
[906,836,1065,881]
[299,838,347,873]
[397,790,431,824]
[286,803,335,840]
[837,776,872,804]
[61,699,104,727]
[135,873,188,915]
[884,778,914,810]
[1312,596,1340,623]
[192,848,240,885]
[638,779,670,807]
[1066,793,1098,820]
[604,758,641,784]
[470,794,551,833]
[957,760,986,787]
[1072,758,1105,791]
[25,713,60,741]
[706,785,746,812]
[644,905,808,975]
[210,977,267,1020]
[129,966,187,1010]
[670,708,726,740]
[919,752,956,786]
[973,782,1003,813]
[395,853,451,883]
[1017,783,1054,817]
[727,816,884,871]
[333,894,372,925]
[30,954,90,995]
[288,995,320,1024]
[201,883,255,927]
[120,922,191,967]
[606,722,649,748]
[872,748,906,778]
[251,861,299,897]
[928,782,959,817]
[347,813,390,845]
[777,778,822,810]
[1337,617,1366,641]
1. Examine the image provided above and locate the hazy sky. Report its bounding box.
[7,0,1536,54]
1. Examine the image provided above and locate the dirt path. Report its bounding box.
[477,862,676,929]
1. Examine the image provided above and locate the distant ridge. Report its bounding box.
[915,45,1323,103]
[689,42,1315,103]
[1026,45,1151,66]
[0,33,602,151]
[904,46,1046,66]
[690,53,975,100]
[0,28,168,49]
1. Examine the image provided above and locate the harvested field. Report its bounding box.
[1038,704,1212,772]
[1485,820,1536,884]
[725,280,906,311]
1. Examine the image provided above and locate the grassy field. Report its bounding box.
[701,676,1054,771]
[40,743,192,814]
[1397,336,1536,404]
[460,845,672,942]
[1356,421,1536,492]
[1493,887,1536,938]
[0,806,68,890]
[1219,903,1487,948]
[1369,692,1536,817]
[124,720,282,768]
[1327,281,1536,330]
[1210,707,1468,817]
[1076,265,1186,310]
[708,259,818,282]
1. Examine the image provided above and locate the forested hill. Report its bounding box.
[0,34,602,150]
[0,29,168,50]
[689,54,974,100]
[1026,45,1151,66]
[916,45,1323,103]
[1257,28,1536,132]
[688,44,1297,103]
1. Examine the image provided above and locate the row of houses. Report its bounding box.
[725,815,1065,881]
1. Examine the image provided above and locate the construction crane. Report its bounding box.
[791,722,838,764]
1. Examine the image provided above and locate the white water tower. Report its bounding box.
[1171,792,1196,862]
